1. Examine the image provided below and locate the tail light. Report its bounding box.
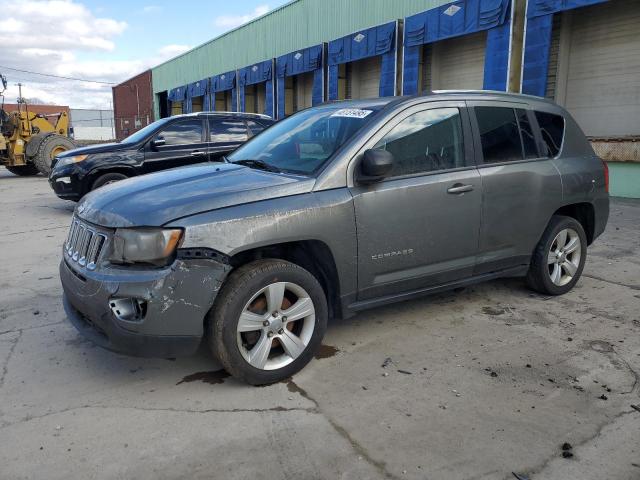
[601,159,609,193]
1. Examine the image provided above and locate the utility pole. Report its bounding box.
[16,83,24,112]
[507,0,527,93]
[16,82,30,119]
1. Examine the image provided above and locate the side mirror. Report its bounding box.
[357,149,393,183]
[150,136,166,150]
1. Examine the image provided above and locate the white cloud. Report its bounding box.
[141,5,162,14]
[214,4,270,29]
[0,0,170,109]
[0,1,126,52]
[0,40,192,110]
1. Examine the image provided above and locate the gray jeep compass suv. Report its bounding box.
[60,91,609,385]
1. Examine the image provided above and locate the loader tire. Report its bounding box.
[5,164,40,176]
[33,134,76,175]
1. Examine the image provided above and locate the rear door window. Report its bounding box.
[209,118,249,143]
[475,107,523,163]
[535,111,565,157]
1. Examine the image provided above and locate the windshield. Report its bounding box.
[227,105,381,175]
[120,118,171,144]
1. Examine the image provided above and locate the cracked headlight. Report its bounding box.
[110,228,183,266]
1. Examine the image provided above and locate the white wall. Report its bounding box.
[73,127,115,141]
[70,109,115,140]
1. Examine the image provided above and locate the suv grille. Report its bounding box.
[65,218,108,270]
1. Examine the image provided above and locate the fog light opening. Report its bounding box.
[109,298,147,322]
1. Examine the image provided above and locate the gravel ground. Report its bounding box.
[1,167,639,480]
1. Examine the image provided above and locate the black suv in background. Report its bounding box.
[49,112,274,201]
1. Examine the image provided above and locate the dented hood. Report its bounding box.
[76,163,315,228]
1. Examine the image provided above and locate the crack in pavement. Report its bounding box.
[0,404,318,430]
[1,225,69,237]
[3,374,409,480]
[503,408,639,480]
[583,274,640,291]
[612,348,640,395]
[0,330,22,389]
[286,379,402,480]
[0,321,65,337]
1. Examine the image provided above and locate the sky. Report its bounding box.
[0,0,289,110]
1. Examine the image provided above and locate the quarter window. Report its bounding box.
[209,118,249,143]
[158,120,203,145]
[373,108,466,177]
[535,111,565,157]
[475,107,522,163]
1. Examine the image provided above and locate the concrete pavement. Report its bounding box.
[1,167,638,480]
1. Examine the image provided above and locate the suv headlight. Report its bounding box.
[110,228,183,266]
[56,154,88,167]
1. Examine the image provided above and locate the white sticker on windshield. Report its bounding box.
[330,108,373,119]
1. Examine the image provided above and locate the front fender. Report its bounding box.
[166,189,358,301]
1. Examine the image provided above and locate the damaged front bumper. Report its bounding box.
[60,253,231,358]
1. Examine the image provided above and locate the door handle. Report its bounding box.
[447,183,474,194]
[190,150,206,157]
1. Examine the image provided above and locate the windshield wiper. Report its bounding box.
[234,159,281,173]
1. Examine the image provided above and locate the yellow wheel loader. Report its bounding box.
[0,74,77,176]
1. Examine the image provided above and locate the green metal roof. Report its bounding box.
[151,0,450,97]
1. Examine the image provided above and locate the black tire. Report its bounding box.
[5,164,40,176]
[526,215,587,295]
[32,134,77,175]
[91,172,128,191]
[209,259,328,385]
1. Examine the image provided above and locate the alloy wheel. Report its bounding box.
[547,228,581,286]
[236,281,316,370]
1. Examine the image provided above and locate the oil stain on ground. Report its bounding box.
[482,306,506,316]
[177,344,338,386]
[176,370,230,385]
[314,344,339,359]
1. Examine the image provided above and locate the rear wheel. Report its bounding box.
[91,172,128,191]
[527,215,587,295]
[33,134,77,175]
[5,164,40,176]
[209,259,327,385]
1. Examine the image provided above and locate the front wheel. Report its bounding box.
[527,215,587,295]
[209,259,328,385]
[91,172,128,191]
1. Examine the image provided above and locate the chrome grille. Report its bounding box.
[65,218,108,271]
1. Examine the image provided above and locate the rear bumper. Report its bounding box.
[592,194,610,242]
[60,255,231,358]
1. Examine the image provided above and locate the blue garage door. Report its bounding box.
[238,59,275,118]
[167,85,186,116]
[403,0,512,95]
[208,70,238,112]
[521,0,609,97]
[184,78,209,113]
[276,44,324,119]
[327,21,398,100]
